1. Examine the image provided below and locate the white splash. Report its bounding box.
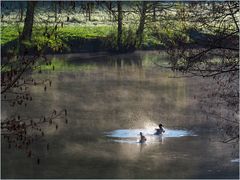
[231,159,239,163]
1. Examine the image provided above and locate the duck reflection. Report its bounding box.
[158,134,164,144]
[139,142,147,153]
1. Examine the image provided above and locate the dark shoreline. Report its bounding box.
[1,37,204,58]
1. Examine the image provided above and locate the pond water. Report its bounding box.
[1,51,239,179]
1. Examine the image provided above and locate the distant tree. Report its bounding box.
[135,1,147,47]
[106,1,114,21]
[71,1,75,11]
[152,1,157,22]
[19,1,37,55]
[53,1,58,22]
[58,1,63,14]
[117,1,123,51]
[19,1,24,22]
[158,2,239,143]
[85,2,94,21]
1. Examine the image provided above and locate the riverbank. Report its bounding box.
[1,25,166,56]
[1,24,237,57]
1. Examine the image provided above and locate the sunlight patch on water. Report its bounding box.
[105,128,194,138]
[105,127,196,144]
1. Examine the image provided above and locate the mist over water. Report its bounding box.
[1,51,239,179]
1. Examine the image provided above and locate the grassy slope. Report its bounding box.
[1,25,166,54]
[0,26,112,44]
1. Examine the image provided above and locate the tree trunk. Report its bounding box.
[86,2,93,21]
[54,2,57,22]
[109,2,112,21]
[19,2,24,22]
[117,1,123,51]
[88,3,91,21]
[19,1,37,55]
[71,1,75,11]
[58,1,62,14]
[136,1,147,47]
[152,2,157,21]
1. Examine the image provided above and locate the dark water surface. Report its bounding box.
[1,51,239,178]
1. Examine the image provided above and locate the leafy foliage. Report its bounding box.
[106,26,137,51]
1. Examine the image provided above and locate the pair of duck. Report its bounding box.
[139,124,165,143]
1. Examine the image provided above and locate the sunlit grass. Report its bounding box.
[57,26,112,40]
[0,25,113,46]
[0,9,187,49]
[0,25,20,45]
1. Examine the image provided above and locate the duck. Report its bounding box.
[139,132,147,143]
